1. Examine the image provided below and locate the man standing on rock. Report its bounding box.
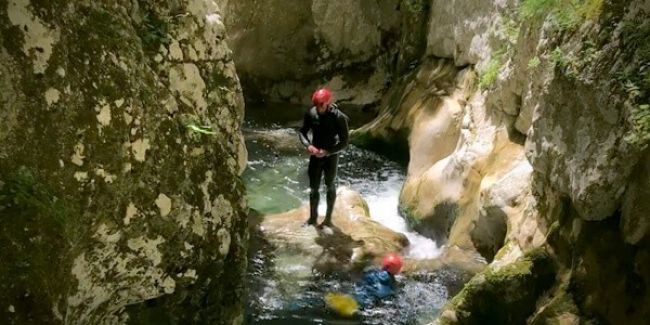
[299,88,350,227]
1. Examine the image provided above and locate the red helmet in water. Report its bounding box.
[382,253,403,275]
[312,88,332,107]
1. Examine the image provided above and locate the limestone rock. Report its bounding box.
[351,58,461,164]
[353,1,650,323]
[0,1,247,323]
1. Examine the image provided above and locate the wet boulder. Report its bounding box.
[253,186,409,275]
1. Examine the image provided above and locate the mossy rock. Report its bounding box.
[350,128,410,165]
[437,248,555,324]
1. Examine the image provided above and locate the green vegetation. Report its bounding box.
[479,51,504,89]
[0,167,76,323]
[440,248,555,325]
[481,14,519,90]
[519,0,604,30]
[528,56,541,69]
[619,17,650,149]
[0,167,71,228]
[623,82,650,149]
[0,167,82,245]
[137,3,171,54]
[549,47,583,79]
[550,47,567,68]
[502,17,520,45]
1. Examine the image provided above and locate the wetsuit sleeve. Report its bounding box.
[327,114,349,155]
[298,112,312,147]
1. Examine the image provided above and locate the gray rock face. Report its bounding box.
[218,0,422,106]
[0,1,247,324]
[426,0,513,66]
[525,63,640,221]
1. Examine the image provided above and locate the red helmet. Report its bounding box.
[382,253,403,275]
[312,88,332,106]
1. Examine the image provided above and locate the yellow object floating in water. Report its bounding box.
[325,292,359,318]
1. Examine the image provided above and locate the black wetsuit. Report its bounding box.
[298,103,350,224]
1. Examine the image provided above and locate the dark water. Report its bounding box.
[243,103,461,324]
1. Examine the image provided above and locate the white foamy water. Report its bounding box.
[319,172,442,259]
[356,176,441,259]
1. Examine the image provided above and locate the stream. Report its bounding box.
[243,102,464,324]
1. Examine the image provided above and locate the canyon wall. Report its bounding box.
[0,0,248,323]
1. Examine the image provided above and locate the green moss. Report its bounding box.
[399,203,422,229]
[401,0,429,14]
[0,166,81,323]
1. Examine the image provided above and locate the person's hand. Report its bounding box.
[307,145,320,155]
[315,149,328,158]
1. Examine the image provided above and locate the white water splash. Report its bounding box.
[319,173,442,259]
[360,176,442,259]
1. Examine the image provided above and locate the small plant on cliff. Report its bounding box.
[502,17,520,45]
[137,3,171,54]
[625,103,650,149]
[480,51,505,89]
[622,81,650,149]
[549,47,581,78]
[619,16,650,149]
[528,57,541,69]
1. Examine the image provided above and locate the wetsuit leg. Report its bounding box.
[322,155,339,224]
[307,156,323,224]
